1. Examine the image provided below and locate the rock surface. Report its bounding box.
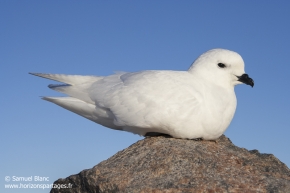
[50,135,290,193]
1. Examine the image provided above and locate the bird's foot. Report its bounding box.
[192,138,203,141]
[192,138,217,143]
[145,132,172,138]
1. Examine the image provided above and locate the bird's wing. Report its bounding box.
[29,73,102,85]
[30,72,103,104]
[30,71,202,134]
[89,70,202,131]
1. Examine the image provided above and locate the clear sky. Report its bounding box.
[1,1,290,192]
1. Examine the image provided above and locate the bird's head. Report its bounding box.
[188,49,254,88]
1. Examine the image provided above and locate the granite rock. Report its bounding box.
[50,135,290,193]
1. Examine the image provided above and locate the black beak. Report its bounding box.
[237,74,254,87]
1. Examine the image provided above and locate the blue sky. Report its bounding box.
[1,1,290,192]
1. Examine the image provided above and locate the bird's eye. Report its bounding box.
[218,63,226,68]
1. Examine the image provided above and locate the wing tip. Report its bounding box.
[29,72,40,76]
[41,96,53,102]
[29,72,50,79]
[41,96,64,103]
[29,72,67,83]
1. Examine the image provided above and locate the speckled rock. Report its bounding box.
[50,135,290,193]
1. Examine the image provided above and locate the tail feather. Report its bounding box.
[48,83,95,104]
[30,72,124,130]
[29,73,103,85]
[42,96,122,130]
[48,84,70,88]
[30,72,102,105]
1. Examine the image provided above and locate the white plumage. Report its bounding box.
[30,49,253,140]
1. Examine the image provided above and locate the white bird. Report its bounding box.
[30,49,254,140]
